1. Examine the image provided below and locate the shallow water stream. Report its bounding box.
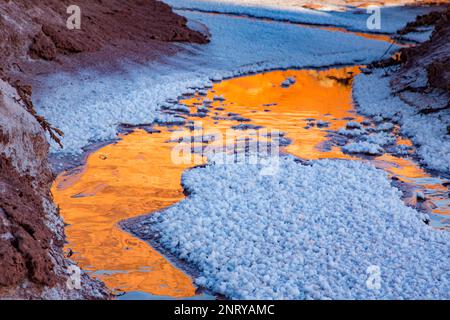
[53,67,449,299]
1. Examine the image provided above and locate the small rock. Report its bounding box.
[197,106,209,113]
[373,115,384,123]
[416,192,426,202]
[231,116,251,122]
[346,121,362,130]
[231,124,263,131]
[281,77,296,88]
[373,122,394,132]
[172,104,190,113]
[316,120,330,128]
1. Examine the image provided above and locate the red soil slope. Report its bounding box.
[0,0,207,299]
[396,7,450,93]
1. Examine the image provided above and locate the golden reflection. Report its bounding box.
[375,154,428,179]
[182,67,363,160]
[53,130,199,297]
[326,27,398,44]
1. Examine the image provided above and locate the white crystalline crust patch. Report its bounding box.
[144,157,449,300]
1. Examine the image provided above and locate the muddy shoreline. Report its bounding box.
[0,0,208,300]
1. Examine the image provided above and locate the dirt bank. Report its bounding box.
[0,0,207,299]
[395,6,450,91]
[369,5,449,133]
[0,77,108,299]
[1,0,208,77]
[395,6,449,133]
[377,6,449,105]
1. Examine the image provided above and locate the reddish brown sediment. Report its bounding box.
[0,76,110,299]
[394,6,450,93]
[371,6,450,96]
[1,0,208,79]
[0,0,207,299]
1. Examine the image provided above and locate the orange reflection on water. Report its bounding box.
[53,130,199,297]
[375,154,428,179]
[182,67,363,160]
[326,27,397,44]
[374,154,449,216]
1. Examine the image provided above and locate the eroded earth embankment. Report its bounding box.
[0,0,207,299]
[395,7,449,101]
[377,7,449,108]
